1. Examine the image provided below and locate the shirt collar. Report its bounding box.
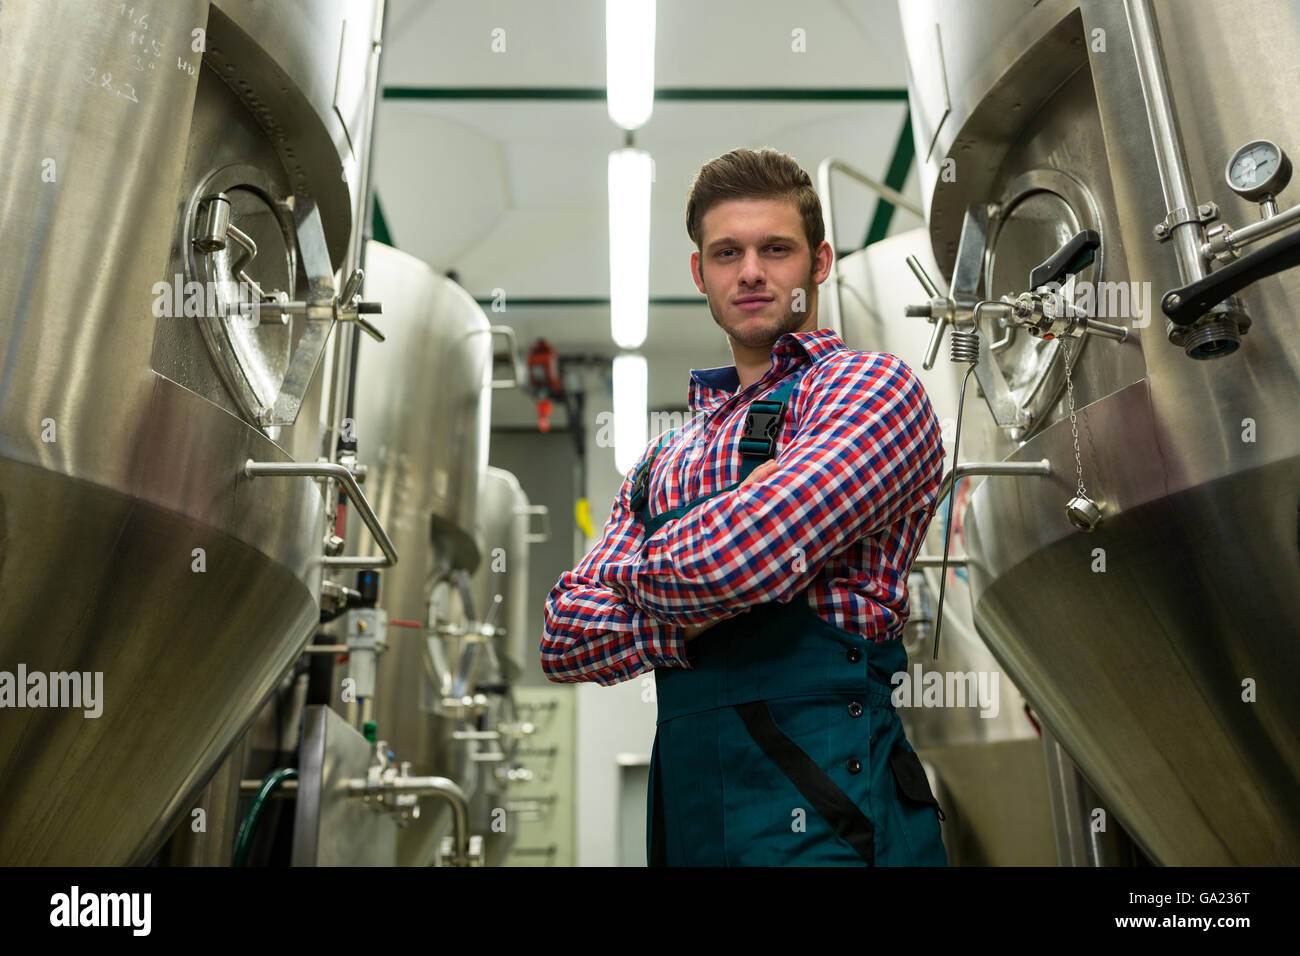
[687,328,846,414]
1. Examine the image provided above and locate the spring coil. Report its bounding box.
[949,327,980,365]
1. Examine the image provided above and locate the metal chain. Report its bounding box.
[1060,337,1087,498]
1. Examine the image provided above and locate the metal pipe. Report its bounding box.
[240,772,474,864]
[929,458,1052,660]
[243,459,398,568]
[240,778,300,795]
[820,158,923,219]
[818,156,925,335]
[913,555,967,568]
[452,730,502,741]
[347,775,472,862]
[1082,318,1130,342]
[1203,201,1300,259]
[489,326,525,388]
[907,254,941,298]
[935,459,1054,513]
[1123,0,1208,286]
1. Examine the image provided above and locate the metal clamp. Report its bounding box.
[1153,202,1219,241]
[243,458,397,568]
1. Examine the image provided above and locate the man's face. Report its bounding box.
[690,197,833,350]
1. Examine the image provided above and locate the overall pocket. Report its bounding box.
[884,739,949,866]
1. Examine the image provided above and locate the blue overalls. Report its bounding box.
[636,371,948,866]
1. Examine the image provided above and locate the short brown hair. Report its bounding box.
[685,148,825,256]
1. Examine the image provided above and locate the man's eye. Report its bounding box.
[767,245,788,253]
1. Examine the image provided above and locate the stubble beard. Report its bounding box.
[704,266,817,350]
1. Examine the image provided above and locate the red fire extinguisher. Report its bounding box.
[526,338,564,432]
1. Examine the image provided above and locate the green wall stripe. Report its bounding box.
[863,105,916,248]
[372,194,393,247]
[383,86,907,102]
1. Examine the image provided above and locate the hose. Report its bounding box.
[232,767,297,867]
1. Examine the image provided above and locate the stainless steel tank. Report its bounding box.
[0,0,382,864]
[465,466,547,864]
[343,240,510,865]
[892,0,1300,863]
[471,467,547,681]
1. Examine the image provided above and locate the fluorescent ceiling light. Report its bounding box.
[609,147,651,349]
[613,353,648,475]
[606,0,656,130]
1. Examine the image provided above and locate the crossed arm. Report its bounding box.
[539,353,944,686]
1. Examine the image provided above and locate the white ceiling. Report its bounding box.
[369,0,923,423]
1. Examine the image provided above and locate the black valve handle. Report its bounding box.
[1029,229,1101,291]
[1162,226,1300,325]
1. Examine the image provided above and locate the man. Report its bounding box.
[541,147,948,866]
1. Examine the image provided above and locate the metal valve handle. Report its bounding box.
[903,256,956,370]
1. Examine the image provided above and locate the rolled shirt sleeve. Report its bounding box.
[540,442,691,685]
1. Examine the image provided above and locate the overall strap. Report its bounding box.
[737,367,806,482]
[629,430,674,514]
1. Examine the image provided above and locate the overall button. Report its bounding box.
[847,701,864,718]
[846,758,862,774]
[846,648,862,664]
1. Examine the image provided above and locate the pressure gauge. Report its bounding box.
[1225,140,1291,201]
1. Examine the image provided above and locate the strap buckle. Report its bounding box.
[629,464,651,512]
[630,436,667,513]
[739,398,786,460]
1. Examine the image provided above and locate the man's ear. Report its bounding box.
[813,240,833,285]
[691,250,707,294]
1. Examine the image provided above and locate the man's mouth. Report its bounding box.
[734,295,774,312]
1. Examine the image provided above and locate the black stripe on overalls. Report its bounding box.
[734,701,877,864]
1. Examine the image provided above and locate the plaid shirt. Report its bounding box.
[541,328,945,686]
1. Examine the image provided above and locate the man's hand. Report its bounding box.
[683,622,711,642]
[743,459,779,486]
[681,458,780,643]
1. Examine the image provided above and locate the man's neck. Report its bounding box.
[732,344,775,393]
[730,312,818,392]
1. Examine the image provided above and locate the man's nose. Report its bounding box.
[738,248,765,285]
